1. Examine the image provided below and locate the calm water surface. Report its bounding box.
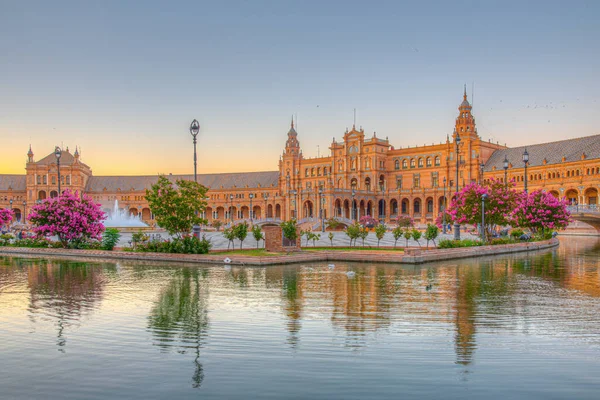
[1,237,599,399]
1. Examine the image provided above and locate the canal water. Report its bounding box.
[0,237,599,399]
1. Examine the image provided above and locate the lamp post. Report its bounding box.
[503,155,509,188]
[479,161,485,185]
[23,201,26,224]
[454,132,461,240]
[249,193,254,224]
[442,177,447,234]
[319,186,325,232]
[229,194,234,223]
[290,190,297,219]
[522,148,529,194]
[9,199,13,209]
[481,193,488,242]
[189,120,201,237]
[351,188,356,223]
[55,146,62,195]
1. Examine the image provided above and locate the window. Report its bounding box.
[37,176,41,184]
[51,176,56,184]
[305,169,309,177]
[427,199,434,213]
[66,176,70,185]
[396,176,402,189]
[432,174,438,187]
[402,160,408,169]
[395,160,400,170]
[435,156,440,166]
[418,158,424,168]
[410,159,416,168]
[43,175,47,184]
[413,174,420,188]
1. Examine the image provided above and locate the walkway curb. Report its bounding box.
[0,239,559,266]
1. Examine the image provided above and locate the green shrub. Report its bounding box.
[411,229,422,247]
[375,224,386,247]
[424,224,439,248]
[280,220,298,244]
[12,237,53,248]
[510,229,525,239]
[134,235,211,254]
[102,228,121,251]
[0,233,14,246]
[437,239,483,249]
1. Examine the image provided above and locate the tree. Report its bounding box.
[375,223,386,247]
[211,220,223,231]
[326,218,341,230]
[344,223,360,247]
[234,222,248,249]
[411,229,422,247]
[424,224,439,248]
[308,232,320,246]
[447,178,518,240]
[512,190,571,234]
[403,229,412,248]
[28,190,106,248]
[396,215,414,228]
[280,219,298,245]
[328,232,334,247]
[102,228,121,251]
[145,175,208,238]
[223,227,235,250]
[392,226,403,248]
[251,225,264,249]
[358,226,369,247]
[0,208,14,229]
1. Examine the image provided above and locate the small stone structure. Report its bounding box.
[263,226,301,252]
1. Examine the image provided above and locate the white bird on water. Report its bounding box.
[224,257,232,264]
[346,271,356,278]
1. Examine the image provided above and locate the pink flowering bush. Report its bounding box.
[359,215,379,228]
[447,179,518,240]
[512,190,570,234]
[28,190,106,248]
[0,208,14,228]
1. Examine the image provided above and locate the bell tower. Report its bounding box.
[284,116,300,156]
[454,85,478,140]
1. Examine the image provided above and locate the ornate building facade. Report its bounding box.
[1,90,599,227]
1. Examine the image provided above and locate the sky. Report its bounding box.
[1,0,599,176]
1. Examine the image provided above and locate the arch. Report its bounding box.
[401,198,409,214]
[343,199,350,219]
[378,174,386,191]
[390,199,399,216]
[50,190,58,198]
[402,159,408,169]
[548,190,559,198]
[129,208,139,216]
[240,206,250,219]
[584,188,598,205]
[426,157,432,167]
[413,198,422,215]
[565,189,578,205]
[418,158,424,168]
[351,178,358,189]
[38,190,46,200]
[365,177,371,191]
[141,208,151,221]
[275,204,282,219]
[395,160,400,170]
[334,199,342,217]
[366,200,373,216]
[378,199,386,218]
[267,204,273,218]
[253,205,261,219]
[359,200,365,218]
[434,156,441,166]
[426,197,434,214]
[337,178,344,189]
[410,158,416,168]
[13,208,22,223]
[215,206,224,220]
[303,200,314,219]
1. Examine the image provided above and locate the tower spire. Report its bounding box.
[291,115,294,129]
[463,84,467,101]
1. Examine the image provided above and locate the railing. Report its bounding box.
[568,205,599,213]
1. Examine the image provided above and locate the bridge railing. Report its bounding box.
[567,205,599,213]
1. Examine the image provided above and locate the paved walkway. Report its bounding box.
[117,229,480,250]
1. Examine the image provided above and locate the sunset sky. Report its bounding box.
[1,0,599,176]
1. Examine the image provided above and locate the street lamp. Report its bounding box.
[23,201,26,224]
[481,193,488,242]
[479,161,485,185]
[55,146,62,195]
[190,119,201,237]
[249,193,254,223]
[503,155,509,188]
[351,188,356,223]
[454,132,461,240]
[229,194,234,223]
[319,186,325,232]
[522,148,529,194]
[442,177,447,234]
[9,199,13,209]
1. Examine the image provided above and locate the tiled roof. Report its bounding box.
[0,175,26,191]
[85,171,280,192]
[36,150,78,166]
[485,134,600,171]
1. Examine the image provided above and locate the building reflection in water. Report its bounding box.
[26,258,112,352]
[147,268,210,388]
